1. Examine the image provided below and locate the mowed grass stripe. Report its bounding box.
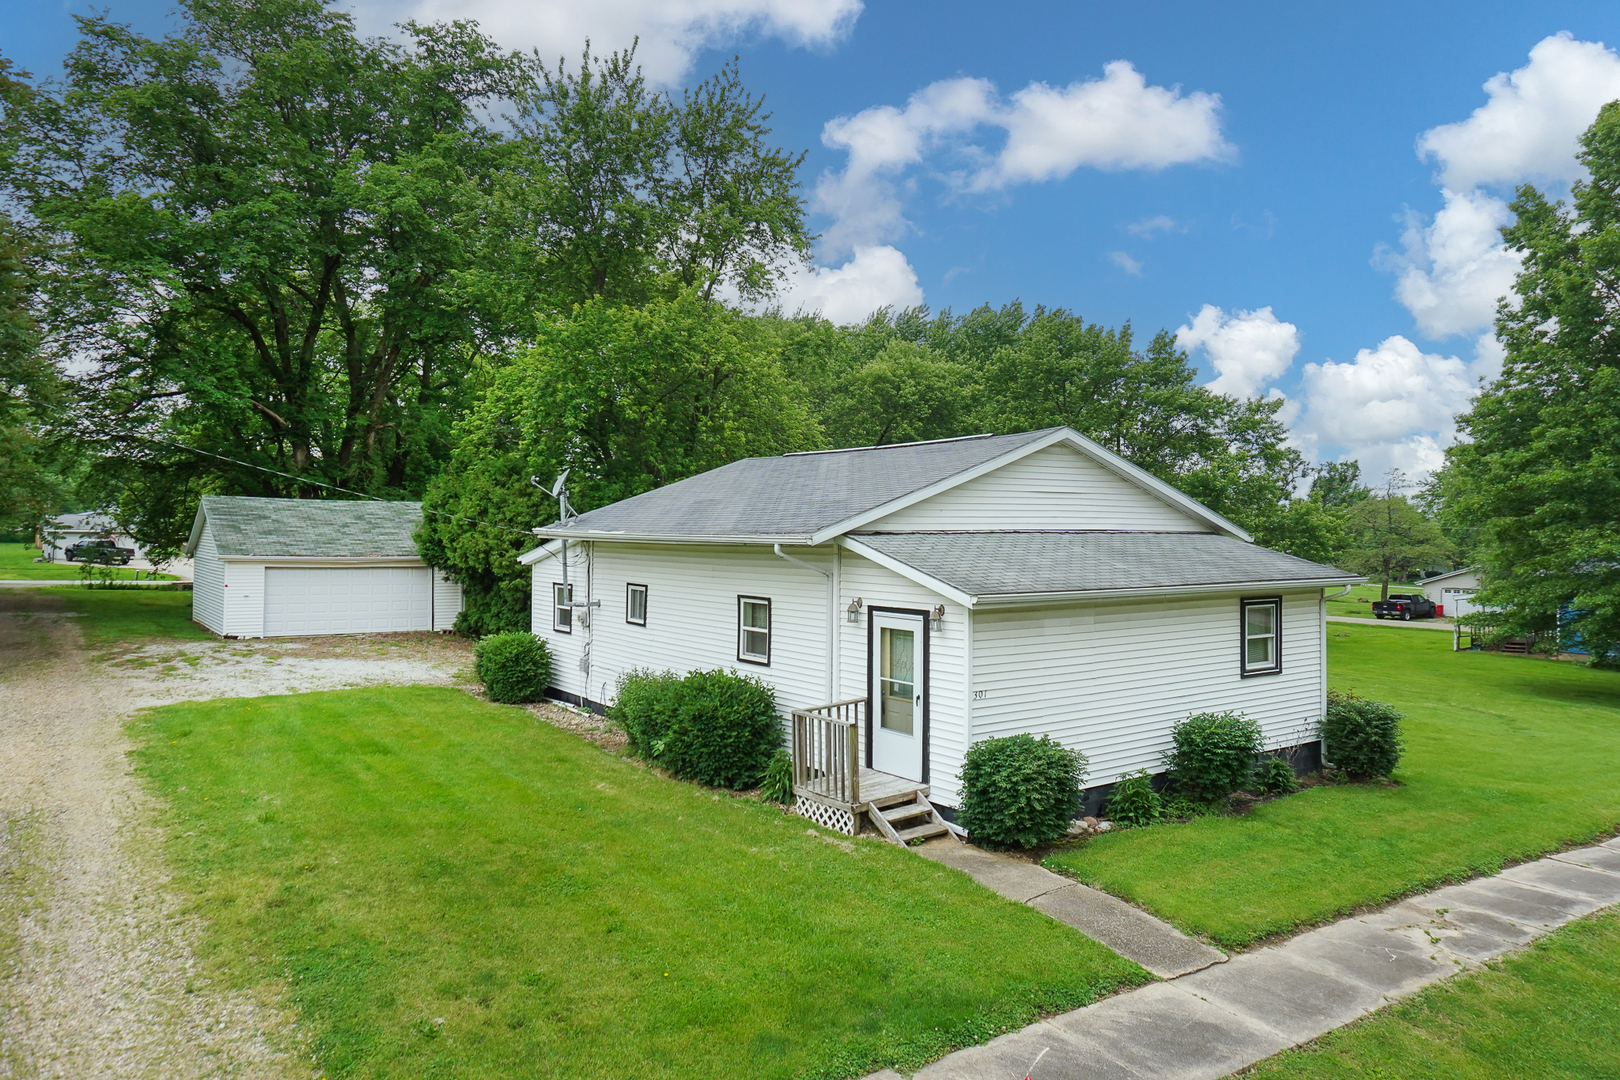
[1046,624,1620,947]
[1243,908,1620,1078]
[133,686,1145,1079]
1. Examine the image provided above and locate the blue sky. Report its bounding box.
[7,0,1620,478]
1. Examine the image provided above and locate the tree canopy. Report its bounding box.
[1436,101,1620,660]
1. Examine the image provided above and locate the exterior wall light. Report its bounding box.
[930,604,945,633]
[846,597,863,624]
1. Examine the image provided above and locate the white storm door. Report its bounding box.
[870,611,925,782]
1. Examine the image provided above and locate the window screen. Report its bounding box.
[1240,597,1281,676]
[738,596,770,664]
[626,583,647,626]
[553,582,573,633]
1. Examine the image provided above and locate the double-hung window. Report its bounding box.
[1240,597,1281,676]
[552,582,573,633]
[738,596,771,665]
[626,583,648,626]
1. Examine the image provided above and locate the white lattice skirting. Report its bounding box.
[795,797,856,836]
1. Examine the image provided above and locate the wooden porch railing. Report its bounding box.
[790,697,866,806]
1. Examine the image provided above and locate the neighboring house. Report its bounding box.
[517,427,1360,829]
[184,497,462,637]
[38,512,145,562]
[1418,566,1482,617]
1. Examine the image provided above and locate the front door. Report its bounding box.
[870,611,925,782]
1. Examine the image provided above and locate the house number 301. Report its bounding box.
[972,689,988,700]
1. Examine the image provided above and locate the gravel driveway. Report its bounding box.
[0,601,473,1079]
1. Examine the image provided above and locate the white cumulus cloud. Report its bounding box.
[773,245,923,325]
[1175,304,1300,399]
[813,62,1230,258]
[1387,188,1523,339]
[1417,33,1620,190]
[1108,251,1144,276]
[1292,335,1495,478]
[357,0,863,86]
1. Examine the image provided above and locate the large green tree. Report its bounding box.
[1341,475,1450,599]
[1,0,525,556]
[1438,101,1620,659]
[418,293,820,633]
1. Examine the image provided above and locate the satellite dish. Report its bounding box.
[549,469,570,499]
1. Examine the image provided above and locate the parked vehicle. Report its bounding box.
[65,538,135,565]
[1371,593,1437,620]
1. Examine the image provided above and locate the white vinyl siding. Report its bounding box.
[432,569,463,631]
[867,443,1210,533]
[970,589,1324,788]
[190,522,226,634]
[264,567,433,635]
[224,561,267,638]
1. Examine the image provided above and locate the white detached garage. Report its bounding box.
[184,496,462,638]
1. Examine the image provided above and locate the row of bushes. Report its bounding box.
[471,635,1405,852]
[960,693,1403,848]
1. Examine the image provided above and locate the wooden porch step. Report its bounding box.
[867,793,959,847]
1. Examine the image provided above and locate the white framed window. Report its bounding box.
[738,596,771,665]
[552,582,573,633]
[1240,597,1281,676]
[626,583,648,626]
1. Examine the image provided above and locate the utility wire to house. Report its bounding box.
[137,436,538,537]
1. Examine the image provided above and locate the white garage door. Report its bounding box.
[1443,587,1480,617]
[264,567,433,636]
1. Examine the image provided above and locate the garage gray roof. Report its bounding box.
[192,496,427,559]
[851,531,1360,601]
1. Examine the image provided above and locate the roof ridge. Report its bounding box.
[782,431,1006,456]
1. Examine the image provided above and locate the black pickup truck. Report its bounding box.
[65,538,136,565]
[1371,593,1437,620]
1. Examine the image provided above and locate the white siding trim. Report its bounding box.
[190,522,226,635]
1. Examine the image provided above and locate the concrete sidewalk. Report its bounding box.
[917,841,1226,979]
[882,838,1620,1080]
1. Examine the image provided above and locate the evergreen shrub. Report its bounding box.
[473,632,551,703]
[957,734,1088,850]
[1105,770,1161,827]
[1163,711,1263,803]
[1321,690,1404,779]
[614,668,781,790]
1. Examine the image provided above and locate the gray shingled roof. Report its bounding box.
[542,430,1060,541]
[197,496,426,558]
[853,531,1359,600]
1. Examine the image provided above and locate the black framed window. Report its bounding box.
[626,583,648,626]
[1240,597,1282,676]
[552,582,573,633]
[738,596,771,665]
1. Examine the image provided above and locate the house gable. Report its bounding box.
[863,442,1213,533]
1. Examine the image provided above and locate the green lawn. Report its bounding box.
[1243,909,1620,1079]
[0,585,210,647]
[1045,624,1620,947]
[131,686,1146,1079]
[0,540,175,581]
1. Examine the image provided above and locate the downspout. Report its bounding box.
[775,543,835,703]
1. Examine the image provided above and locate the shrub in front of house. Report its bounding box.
[615,668,781,790]
[1163,710,1263,803]
[958,734,1088,850]
[473,632,552,703]
[1105,769,1161,827]
[760,748,794,804]
[1252,755,1300,795]
[1320,690,1404,779]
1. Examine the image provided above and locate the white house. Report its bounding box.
[184,496,462,637]
[517,428,1360,836]
[1418,566,1482,617]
